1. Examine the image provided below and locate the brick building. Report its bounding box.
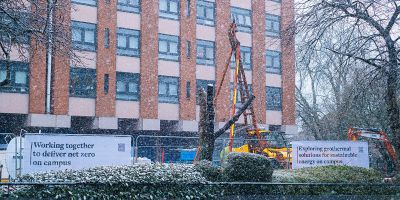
[0,0,296,136]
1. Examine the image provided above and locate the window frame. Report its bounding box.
[116,28,140,57]
[266,14,281,38]
[71,21,97,52]
[117,0,140,13]
[0,60,29,94]
[158,75,179,104]
[231,46,252,70]
[230,83,252,107]
[266,50,281,74]
[196,79,215,104]
[266,86,282,111]
[159,0,180,20]
[231,7,252,33]
[116,72,140,101]
[196,0,215,26]
[69,67,97,98]
[158,34,180,62]
[196,39,215,66]
[71,0,97,7]
[0,11,30,44]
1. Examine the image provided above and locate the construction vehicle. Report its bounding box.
[348,127,397,173]
[216,21,291,168]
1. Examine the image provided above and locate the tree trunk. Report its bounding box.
[197,88,216,161]
[386,50,400,171]
[196,86,255,161]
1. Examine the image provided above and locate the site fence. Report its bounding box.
[133,134,291,167]
[0,132,23,182]
[2,132,290,181]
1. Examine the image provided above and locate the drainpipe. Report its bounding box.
[45,0,54,114]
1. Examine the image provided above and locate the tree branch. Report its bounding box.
[213,95,255,138]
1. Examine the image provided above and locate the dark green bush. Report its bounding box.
[271,166,388,195]
[223,152,273,182]
[11,164,215,199]
[273,165,383,183]
[194,160,222,182]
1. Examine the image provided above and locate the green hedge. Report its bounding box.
[272,166,383,183]
[223,152,273,182]
[5,164,399,199]
[11,164,214,199]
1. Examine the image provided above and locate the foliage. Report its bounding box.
[271,166,393,195]
[222,152,273,182]
[194,160,222,182]
[5,164,400,198]
[11,164,214,199]
[273,166,383,183]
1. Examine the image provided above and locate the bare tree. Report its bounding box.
[196,88,255,161]
[0,0,74,86]
[296,0,400,167]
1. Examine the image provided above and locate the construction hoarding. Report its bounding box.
[21,134,131,175]
[292,141,369,169]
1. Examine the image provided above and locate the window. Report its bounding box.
[117,28,140,57]
[0,11,29,44]
[269,0,281,3]
[158,76,179,103]
[266,86,282,111]
[69,68,96,98]
[197,0,215,26]
[159,0,180,20]
[266,14,281,37]
[71,0,97,6]
[186,41,191,59]
[266,50,281,74]
[116,72,140,101]
[186,0,191,17]
[72,21,96,52]
[231,7,252,33]
[104,28,110,48]
[158,34,179,61]
[231,46,251,70]
[230,83,252,107]
[196,40,214,66]
[0,61,29,93]
[117,0,140,13]
[196,79,215,104]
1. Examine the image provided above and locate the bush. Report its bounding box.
[271,166,387,195]
[222,152,273,182]
[11,164,215,199]
[272,165,383,183]
[194,160,222,182]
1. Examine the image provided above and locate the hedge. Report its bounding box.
[3,163,399,199]
[222,152,273,182]
[10,164,214,199]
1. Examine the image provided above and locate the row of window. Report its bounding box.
[71,22,282,73]
[71,0,281,36]
[0,61,281,110]
[68,68,282,110]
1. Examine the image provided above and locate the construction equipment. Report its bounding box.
[348,127,397,172]
[216,21,291,168]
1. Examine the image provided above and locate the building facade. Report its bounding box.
[0,0,296,136]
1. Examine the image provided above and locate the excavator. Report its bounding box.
[216,21,291,168]
[348,127,397,173]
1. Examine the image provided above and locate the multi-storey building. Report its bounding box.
[0,0,297,136]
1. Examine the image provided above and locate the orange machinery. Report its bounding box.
[348,127,397,166]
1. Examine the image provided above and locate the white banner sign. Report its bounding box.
[292,141,369,169]
[22,134,131,175]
